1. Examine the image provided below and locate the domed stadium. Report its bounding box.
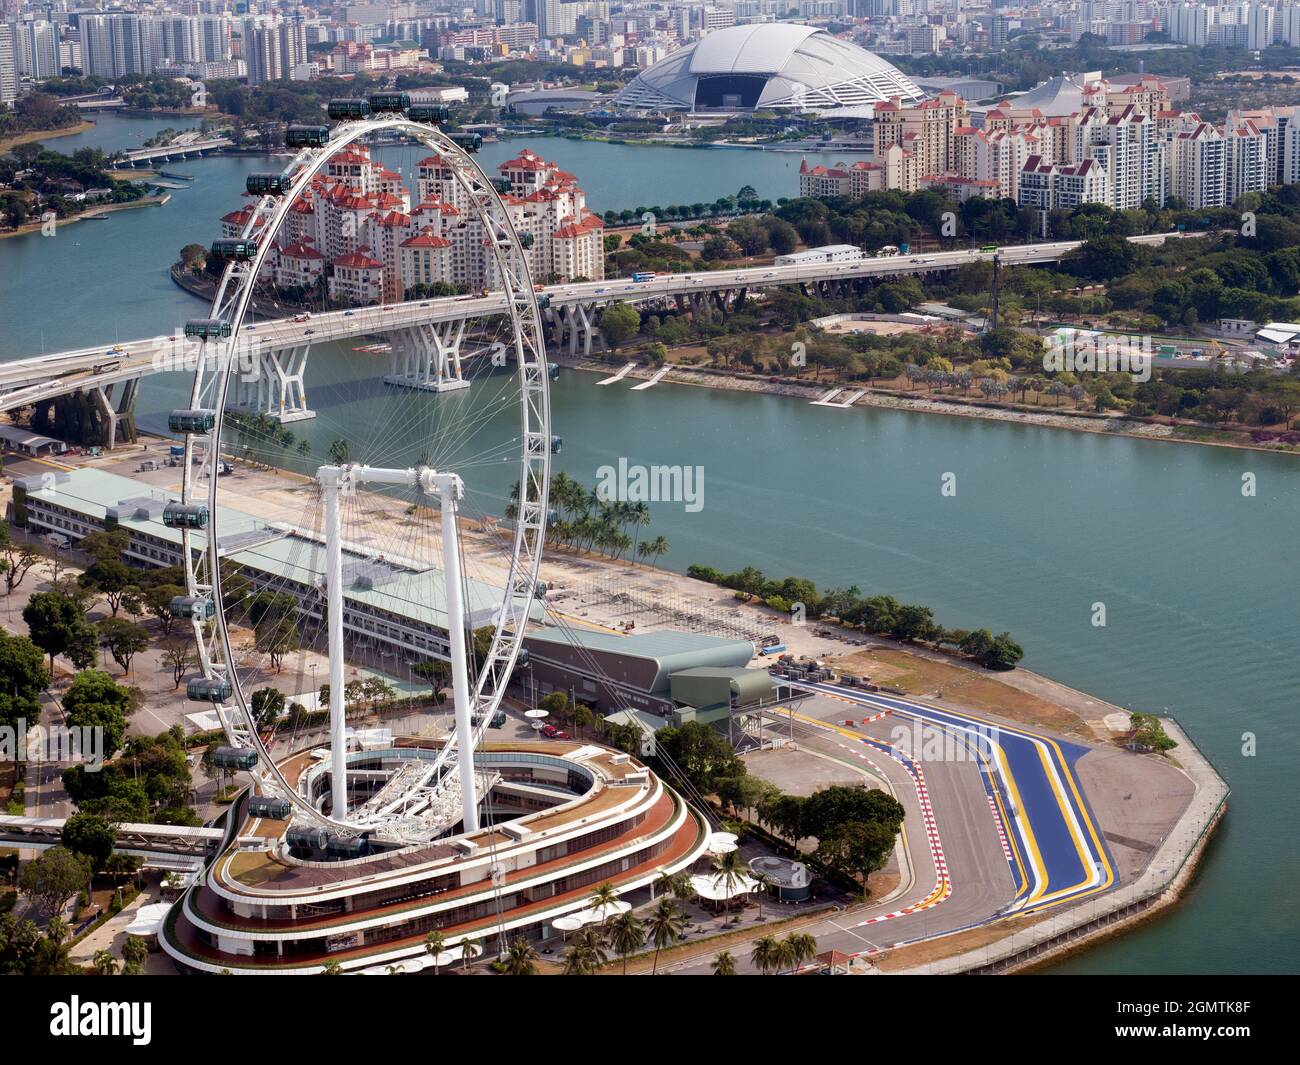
[613,23,925,114]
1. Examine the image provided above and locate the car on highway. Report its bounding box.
[292,313,311,323]
[540,723,569,740]
[343,311,355,316]
[420,302,430,307]
[303,329,315,335]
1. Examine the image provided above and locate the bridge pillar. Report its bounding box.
[384,322,470,392]
[573,302,597,357]
[228,345,316,423]
[88,378,139,449]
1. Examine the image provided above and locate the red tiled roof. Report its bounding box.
[333,251,383,270]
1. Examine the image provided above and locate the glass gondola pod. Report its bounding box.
[367,92,410,113]
[183,319,231,340]
[327,98,371,121]
[408,104,450,125]
[168,408,217,433]
[245,172,290,196]
[285,125,329,148]
[163,503,209,529]
[210,239,257,262]
[169,595,215,620]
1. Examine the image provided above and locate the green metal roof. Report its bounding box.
[18,467,527,633]
[526,626,754,693]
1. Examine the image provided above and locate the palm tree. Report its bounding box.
[92,949,119,976]
[460,937,480,971]
[750,870,772,921]
[562,942,598,975]
[503,936,539,975]
[711,950,737,976]
[424,930,445,975]
[320,960,343,975]
[627,502,651,563]
[639,535,669,568]
[782,932,818,974]
[606,911,645,974]
[646,898,688,974]
[122,934,147,969]
[750,934,782,975]
[711,848,747,906]
[588,880,619,920]
[562,925,609,974]
[653,869,694,903]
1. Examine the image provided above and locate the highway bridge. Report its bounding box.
[0,233,1180,443]
[116,136,234,166]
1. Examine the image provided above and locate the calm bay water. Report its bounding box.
[1,115,1297,974]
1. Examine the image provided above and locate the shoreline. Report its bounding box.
[572,358,1300,456]
[0,120,95,152]
[0,193,169,241]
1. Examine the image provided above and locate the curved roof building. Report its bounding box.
[613,24,924,114]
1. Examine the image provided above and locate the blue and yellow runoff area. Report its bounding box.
[798,680,1115,914]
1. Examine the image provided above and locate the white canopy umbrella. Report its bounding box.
[551,914,586,933]
[710,831,738,845]
[707,839,739,855]
[690,872,760,902]
[571,900,631,925]
[123,903,173,938]
[524,708,549,719]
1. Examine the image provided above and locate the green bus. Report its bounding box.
[979,244,999,254]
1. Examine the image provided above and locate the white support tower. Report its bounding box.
[316,462,479,832]
[228,343,315,424]
[384,322,471,393]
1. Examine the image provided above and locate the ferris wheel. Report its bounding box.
[168,99,551,843]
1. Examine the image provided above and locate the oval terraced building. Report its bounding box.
[614,23,925,113]
[160,740,709,973]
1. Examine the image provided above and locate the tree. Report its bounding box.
[78,559,138,616]
[600,302,641,349]
[653,720,745,793]
[161,638,194,689]
[92,949,119,975]
[122,935,148,969]
[781,931,818,974]
[142,583,185,637]
[327,439,350,465]
[61,669,133,758]
[503,936,539,975]
[0,522,41,595]
[97,617,148,674]
[424,930,446,975]
[18,845,91,917]
[606,910,645,974]
[646,897,687,974]
[711,950,737,975]
[76,527,129,563]
[815,821,898,896]
[562,926,608,974]
[23,591,96,672]
[253,594,299,672]
[61,812,116,869]
[750,934,782,975]
[250,686,286,728]
[0,629,49,732]
[982,631,1024,671]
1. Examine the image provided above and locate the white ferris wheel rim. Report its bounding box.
[177,116,551,834]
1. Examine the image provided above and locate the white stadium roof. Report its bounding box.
[613,23,924,114]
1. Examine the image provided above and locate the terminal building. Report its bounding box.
[160,738,710,973]
[9,467,771,721]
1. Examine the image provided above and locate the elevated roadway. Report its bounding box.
[0,233,1182,430]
